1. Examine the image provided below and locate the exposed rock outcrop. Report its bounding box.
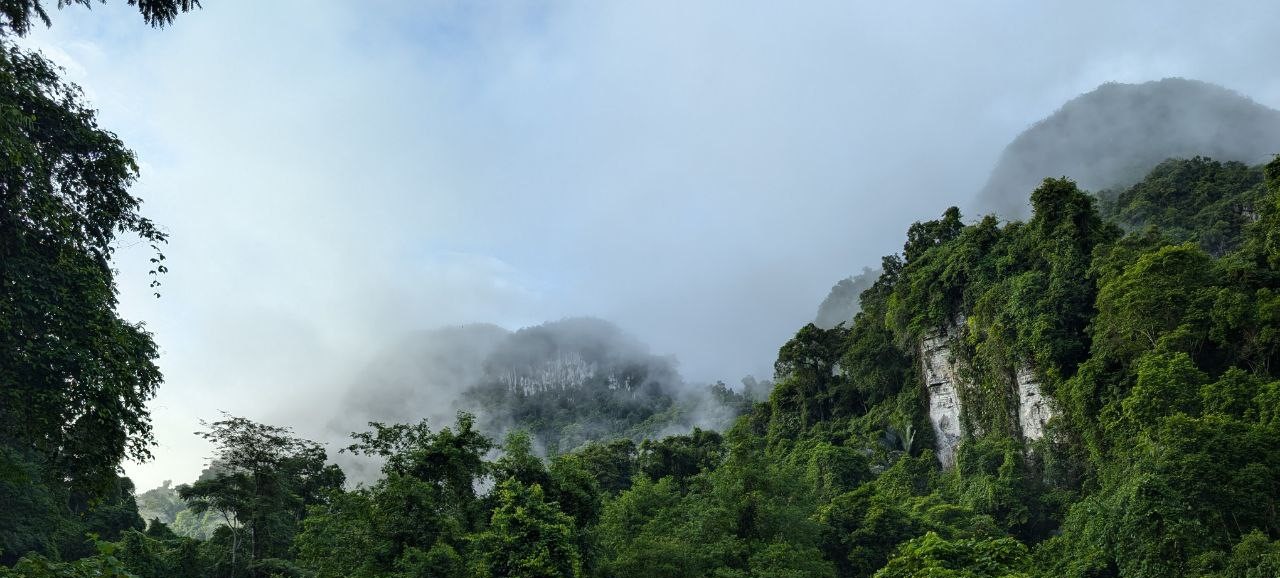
[920,320,965,469]
[1014,365,1055,443]
[920,318,1058,468]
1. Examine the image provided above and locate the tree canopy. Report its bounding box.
[0,0,201,36]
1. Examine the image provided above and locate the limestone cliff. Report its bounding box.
[919,320,964,469]
[919,320,1058,468]
[1014,365,1054,443]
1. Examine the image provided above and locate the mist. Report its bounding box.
[17,1,1280,489]
[327,318,748,484]
[978,78,1280,217]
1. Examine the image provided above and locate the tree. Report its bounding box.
[874,532,1029,578]
[0,39,182,561]
[178,414,343,577]
[636,428,724,484]
[293,490,377,578]
[0,541,137,578]
[296,414,495,578]
[0,0,201,566]
[470,478,582,578]
[343,413,493,530]
[0,38,166,497]
[570,438,636,495]
[1093,243,1215,356]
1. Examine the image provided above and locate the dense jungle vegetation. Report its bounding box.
[4,3,1280,577]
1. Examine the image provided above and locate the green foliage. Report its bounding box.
[1093,242,1215,357]
[7,51,1278,578]
[0,448,68,564]
[874,532,1030,578]
[1209,531,1280,578]
[0,542,136,578]
[571,439,636,495]
[293,490,376,578]
[177,415,343,577]
[596,476,689,577]
[637,428,725,484]
[1127,351,1207,420]
[0,38,163,497]
[0,17,210,563]
[115,529,205,578]
[470,479,581,578]
[295,414,494,578]
[1099,157,1268,255]
[597,427,836,578]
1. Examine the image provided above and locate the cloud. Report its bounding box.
[21,0,1280,489]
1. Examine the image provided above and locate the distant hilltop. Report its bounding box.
[977,78,1280,217]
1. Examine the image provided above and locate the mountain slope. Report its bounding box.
[336,318,746,457]
[978,78,1280,217]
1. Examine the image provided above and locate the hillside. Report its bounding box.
[8,4,1280,577]
[744,155,1280,576]
[978,78,1280,217]
[334,318,747,458]
[462,317,749,453]
[22,157,1280,578]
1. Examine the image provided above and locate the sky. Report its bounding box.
[21,0,1280,490]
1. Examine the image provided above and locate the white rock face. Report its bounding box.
[920,323,964,469]
[918,317,1059,467]
[495,352,599,394]
[1015,365,1055,442]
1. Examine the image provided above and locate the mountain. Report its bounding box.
[463,317,746,453]
[751,155,1280,575]
[337,317,747,457]
[977,78,1280,217]
[120,158,1280,578]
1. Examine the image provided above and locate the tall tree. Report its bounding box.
[297,414,494,578]
[1,0,203,563]
[178,415,343,578]
[0,37,168,494]
[471,478,582,578]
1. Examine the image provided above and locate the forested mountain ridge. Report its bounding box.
[462,317,751,454]
[13,155,1272,578]
[752,155,1280,577]
[825,77,1280,335]
[3,4,1280,575]
[336,317,751,462]
[978,78,1280,217]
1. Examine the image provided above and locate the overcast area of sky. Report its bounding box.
[21,0,1280,490]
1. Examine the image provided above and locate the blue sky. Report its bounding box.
[21,0,1280,489]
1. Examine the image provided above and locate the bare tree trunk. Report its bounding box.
[220,509,239,578]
